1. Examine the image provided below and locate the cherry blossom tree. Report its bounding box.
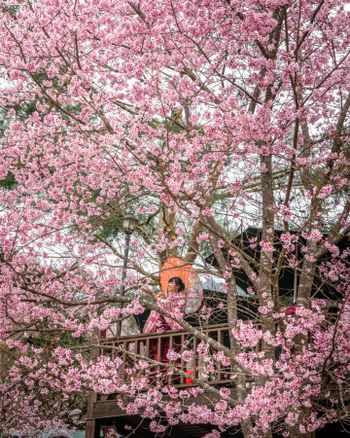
[0,0,349,437]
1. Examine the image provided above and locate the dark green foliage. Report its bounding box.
[14,100,37,120]
[0,171,17,190]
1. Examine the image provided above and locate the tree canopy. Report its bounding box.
[0,0,349,436]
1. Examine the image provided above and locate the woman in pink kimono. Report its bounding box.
[143,277,186,383]
[143,276,186,334]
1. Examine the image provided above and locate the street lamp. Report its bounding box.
[122,215,139,235]
[116,215,138,337]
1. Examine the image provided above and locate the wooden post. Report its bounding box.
[85,390,98,438]
[85,330,100,438]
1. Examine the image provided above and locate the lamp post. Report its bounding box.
[116,215,138,337]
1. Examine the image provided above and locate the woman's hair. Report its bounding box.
[168,276,185,292]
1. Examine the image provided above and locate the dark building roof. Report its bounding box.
[205,227,350,300]
[135,228,349,331]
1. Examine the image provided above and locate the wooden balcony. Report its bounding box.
[86,320,341,438]
[100,323,232,388]
[86,323,237,437]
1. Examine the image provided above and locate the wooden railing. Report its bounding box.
[100,323,232,388]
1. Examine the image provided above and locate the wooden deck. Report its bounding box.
[86,324,235,437]
[100,323,232,386]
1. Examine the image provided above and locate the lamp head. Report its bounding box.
[122,215,138,235]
